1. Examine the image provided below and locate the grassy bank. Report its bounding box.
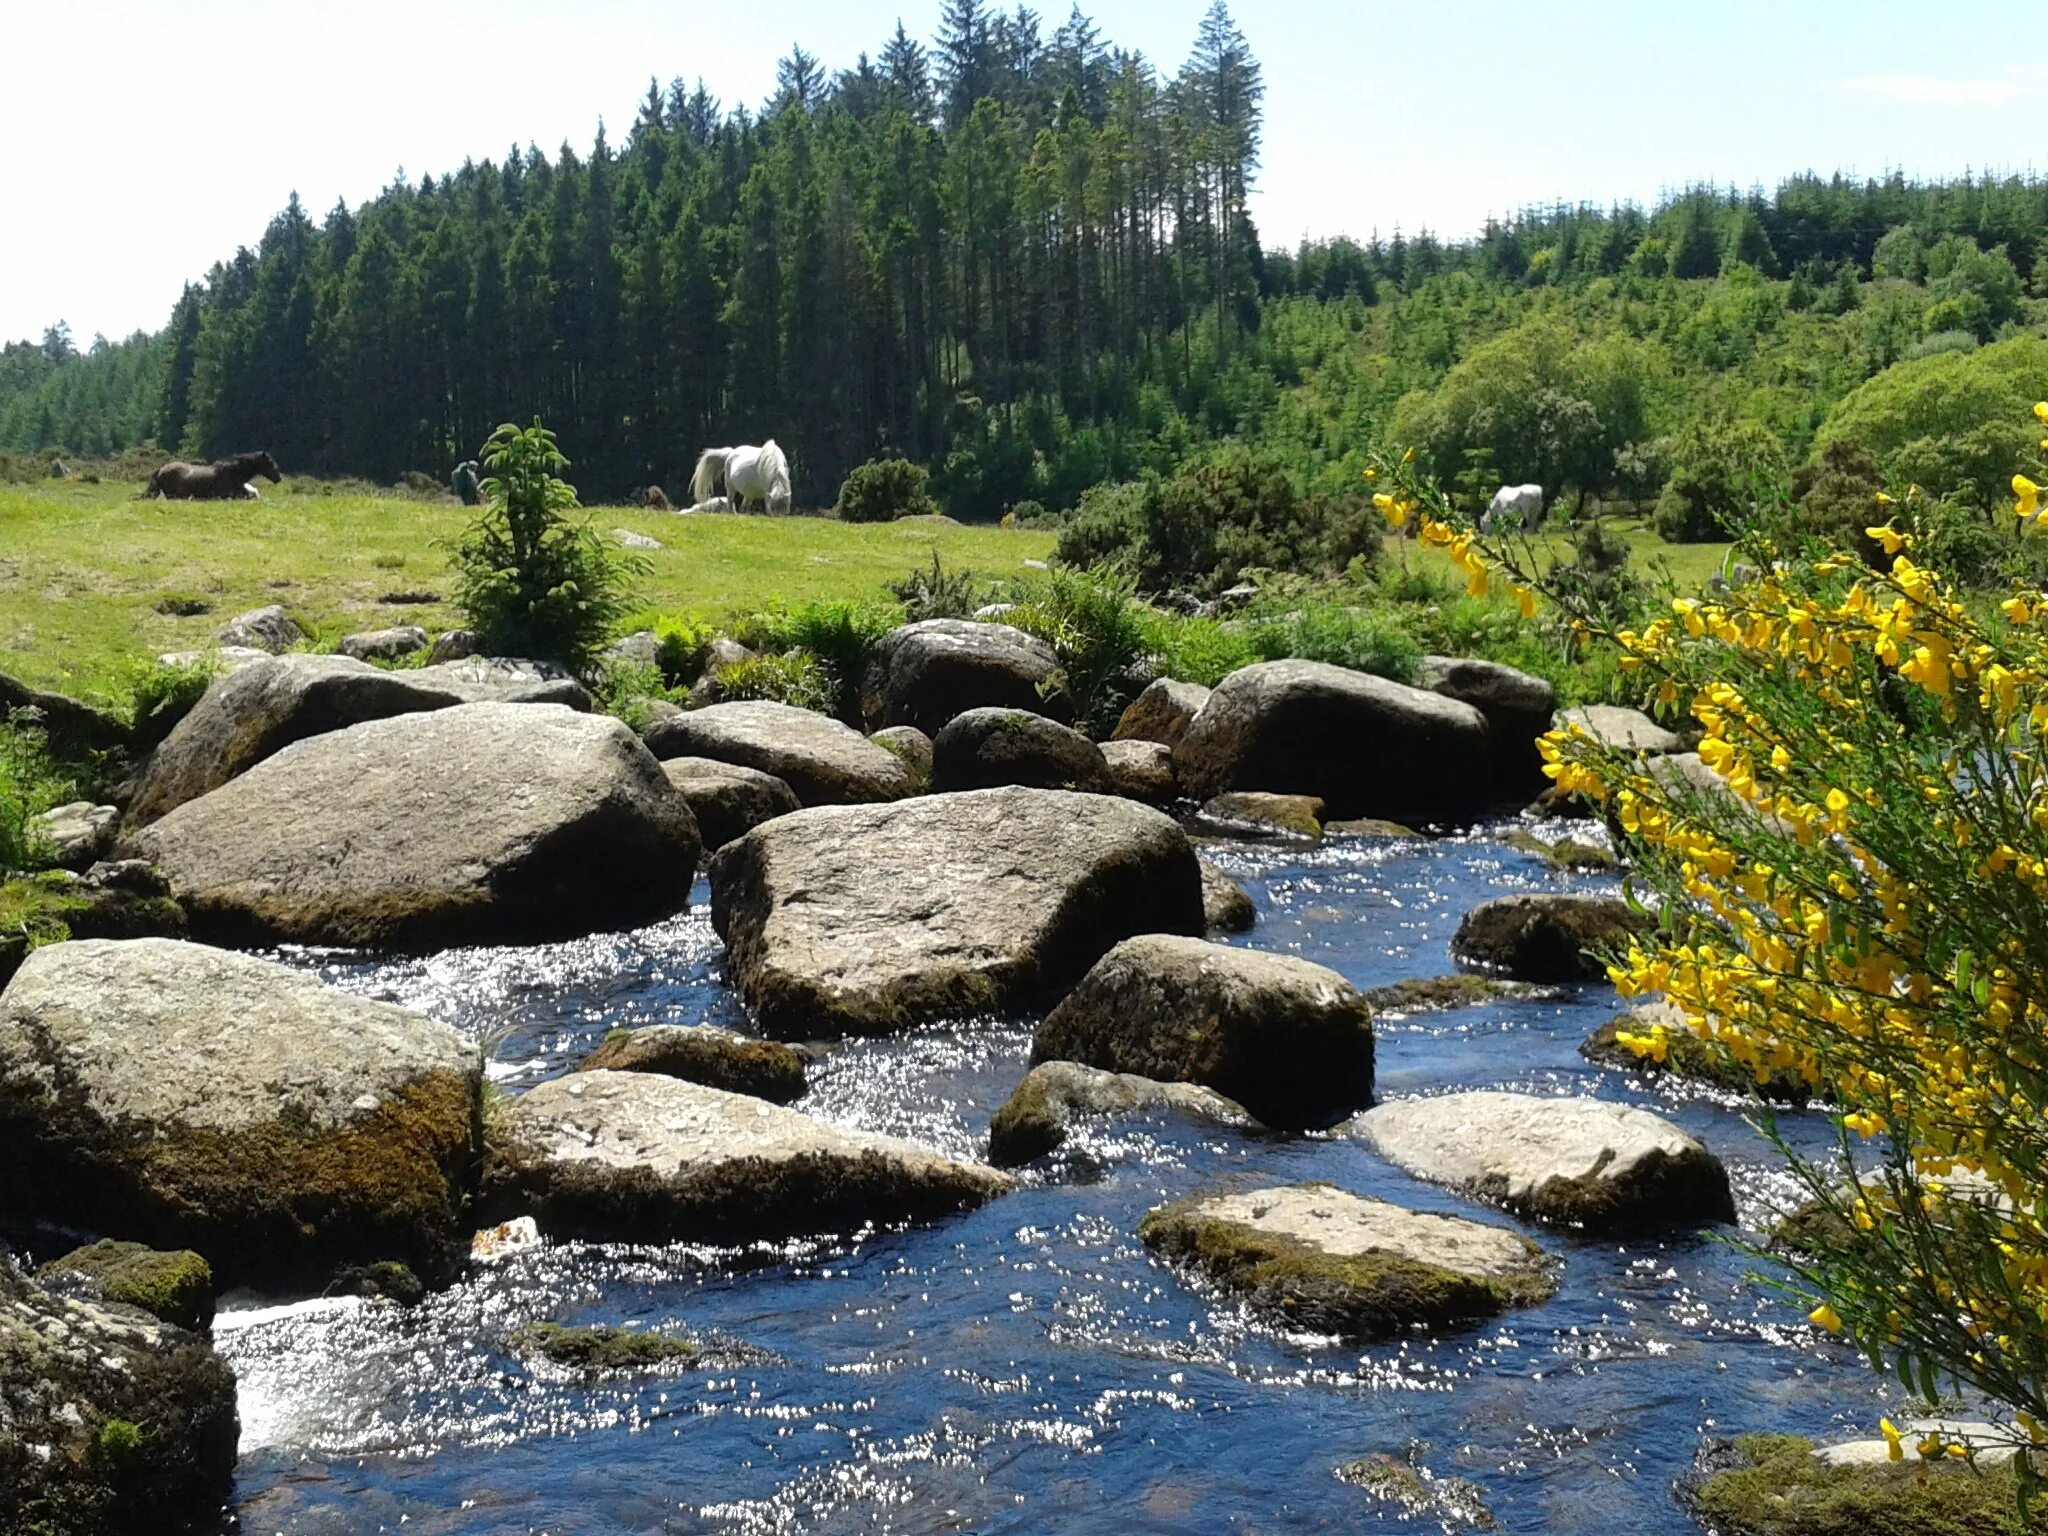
[0,480,1056,703]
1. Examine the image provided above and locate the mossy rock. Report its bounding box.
[1335,1452,1495,1529]
[509,1322,699,1376]
[1137,1182,1554,1341]
[1358,974,1560,1016]
[576,1023,806,1104]
[324,1260,427,1306]
[1194,791,1326,842]
[986,1060,1256,1167]
[1583,1010,1816,1106]
[1500,828,1619,873]
[38,1241,216,1334]
[1326,817,1422,839]
[1681,1433,2043,1536]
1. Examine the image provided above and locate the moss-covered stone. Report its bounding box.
[1195,791,1326,842]
[324,1260,427,1306]
[1681,1433,2042,1536]
[576,1024,807,1104]
[1583,1011,1816,1105]
[509,1322,699,1376]
[1326,818,1422,839]
[1335,1452,1495,1529]
[1137,1182,1554,1341]
[986,1060,1255,1166]
[0,874,189,988]
[1500,828,1619,873]
[38,1241,215,1334]
[1358,974,1560,1016]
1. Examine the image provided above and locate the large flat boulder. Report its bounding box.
[1418,655,1555,796]
[1137,1182,1554,1341]
[1451,892,1645,983]
[709,787,1205,1036]
[1112,678,1211,747]
[1032,934,1374,1128]
[643,700,917,806]
[660,757,800,850]
[987,1059,1255,1166]
[0,939,480,1285]
[0,1258,239,1536]
[481,1070,1009,1240]
[860,618,1067,734]
[130,651,591,823]
[127,703,699,949]
[1173,660,1492,823]
[929,707,1114,794]
[1350,1091,1735,1232]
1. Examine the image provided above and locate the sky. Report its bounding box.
[5,0,2040,345]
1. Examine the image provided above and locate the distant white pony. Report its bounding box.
[691,441,793,515]
[1481,483,1544,533]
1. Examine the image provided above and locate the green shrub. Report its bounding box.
[652,615,714,687]
[1653,418,1787,542]
[1138,610,1256,687]
[732,599,899,720]
[592,659,688,730]
[1055,448,1382,598]
[1782,439,1890,567]
[444,419,646,672]
[1247,606,1423,683]
[123,655,218,749]
[705,652,835,713]
[1007,567,1151,733]
[836,458,939,523]
[885,552,982,622]
[1005,499,1052,528]
[0,713,74,875]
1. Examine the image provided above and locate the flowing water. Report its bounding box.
[217,823,1903,1535]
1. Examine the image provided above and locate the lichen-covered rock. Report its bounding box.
[644,700,917,806]
[128,703,699,949]
[1583,1001,1817,1104]
[576,1023,806,1104]
[1350,1091,1735,1232]
[0,1257,239,1536]
[1112,678,1211,747]
[1198,858,1256,934]
[28,801,119,870]
[1174,660,1492,823]
[1033,934,1374,1129]
[1359,974,1561,1016]
[215,602,304,653]
[869,725,934,788]
[660,757,800,850]
[1193,790,1325,841]
[930,707,1114,794]
[481,1070,1009,1241]
[1681,1432,2034,1536]
[1100,738,1177,805]
[1450,892,1646,983]
[1418,655,1555,798]
[130,651,591,823]
[0,939,481,1285]
[338,625,430,662]
[1555,703,1681,755]
[987,1060,1256,1165]
[427,629,482,664]
[710,787,1204,1036]
[860,618,1068,734]
[37,1241,216,1334]
[1137,1183,1553,1341]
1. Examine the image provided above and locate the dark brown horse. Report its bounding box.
[143,450,282,500]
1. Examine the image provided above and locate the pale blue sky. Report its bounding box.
[6,1,2038,343]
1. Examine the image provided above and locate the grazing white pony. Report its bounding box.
[1481,483,1544,533]
[691,441,793,515]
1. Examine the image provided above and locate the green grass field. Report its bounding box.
[0,480,1057,704]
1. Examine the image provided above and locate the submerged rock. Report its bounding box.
[1500,827,1618,872]
[1357,974,1562,1016]
[709,787,1204,1036]
[510,1321,699,1376]
[1350,1091,1735,1232]
[1100,738,1177,805]
[860,618,1067,735]
[1032,934,1374,1129]
[130,651,590,823]
[1193,790,1325,842]
[1334,1453,1496,1530]
[575,1023,806,1104]
[1137,1183,1553,1341]
[1173,660,1492,823]
[986,1060,1257,1166]
[37,1240,216,1334]
[660,757,800,850]
[481,1070,1009,1242]
[0,1257,239,1536]
[1112,678,1211,747]
[129,703,700,949]
[1197,858,1256,934]
[644,700,918,806]
[929,707,1114,794]
[0,938,480,1285]
[1450,892,1645,982]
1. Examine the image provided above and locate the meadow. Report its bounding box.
[0,480,1057,703]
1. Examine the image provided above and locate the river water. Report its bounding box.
[218,822,1901,1535]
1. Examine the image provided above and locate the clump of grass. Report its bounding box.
[371,552,407,570]
[707,652,836,714]
[885,552,982,622]
[1247,604,1423,684]
[0,713,76,874]
[1007,566,1150,734]
[732,599,899,720]
[151,593,211,617]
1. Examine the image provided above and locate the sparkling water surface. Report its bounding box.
[219,823,1899,1535]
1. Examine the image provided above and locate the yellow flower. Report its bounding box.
[1512,584,1538,619]
[2014,474,2041,520]
[1874,490,1894,506]
[2002,594,2034,626]
[1809,1302,1843,1333]
[2034,401,2048,424]
[1880,1419,1904,1462]
[1865,525,1909,556]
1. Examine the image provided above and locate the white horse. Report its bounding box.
[1481,483,1543,533]
[691,441,792,515]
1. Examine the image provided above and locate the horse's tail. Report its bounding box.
[691,448,726,506]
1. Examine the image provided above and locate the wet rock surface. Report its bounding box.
[575,1023,807,1103]
[644,700,918,806]
[986,1060,1257,1166]
[1451,892,1646,982]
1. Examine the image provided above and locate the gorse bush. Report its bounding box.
[1057,448,1381,598]
[445,419,645,672]
[836,458,939,524]
[1375,403,2048,1499]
